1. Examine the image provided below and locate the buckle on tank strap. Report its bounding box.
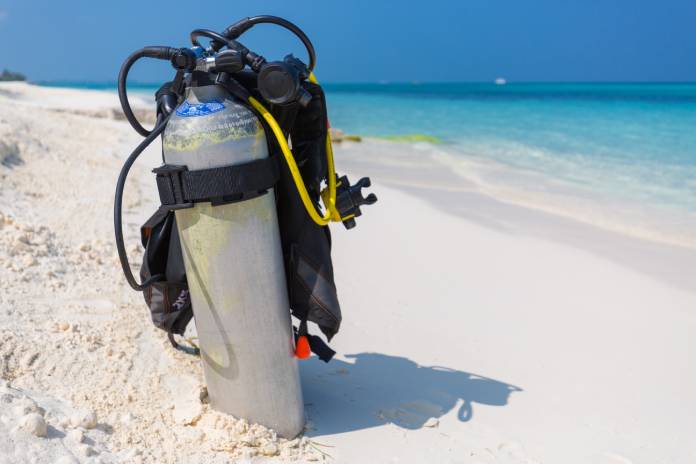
[153,164,194,210]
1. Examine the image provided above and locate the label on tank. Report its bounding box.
[176,100,226,117]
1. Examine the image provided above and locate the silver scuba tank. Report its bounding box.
[162,84,305,438]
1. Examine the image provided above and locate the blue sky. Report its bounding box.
[0,0,694,83]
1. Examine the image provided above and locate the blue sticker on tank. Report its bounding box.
[176,100,225,117]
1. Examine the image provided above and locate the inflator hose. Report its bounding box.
[114,114,171,291]
[247,92,339,226]
[118,47,176,137]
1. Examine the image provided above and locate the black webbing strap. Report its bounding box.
[307,332,336,362]
[153,156,280,209]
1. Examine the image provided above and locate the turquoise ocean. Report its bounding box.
[43,81,696,247]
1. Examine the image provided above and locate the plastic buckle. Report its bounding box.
[334,175,378,230]
[153,164,194,210]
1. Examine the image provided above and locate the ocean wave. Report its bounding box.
[425,142,696,249]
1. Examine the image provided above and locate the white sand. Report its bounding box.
[1,82,695,463]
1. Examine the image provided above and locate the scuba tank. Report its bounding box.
[163,84,303,436]
[113,16,376,438]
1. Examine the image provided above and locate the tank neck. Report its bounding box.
[184,85,229,103]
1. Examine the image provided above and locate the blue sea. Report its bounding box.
[42,81,696,247]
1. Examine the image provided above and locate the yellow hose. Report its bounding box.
[309,72,340,222]
[247,72,340,226]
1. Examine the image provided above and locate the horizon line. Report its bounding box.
[32,79,696,86]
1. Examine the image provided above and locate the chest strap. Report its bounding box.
[153,156,280,209]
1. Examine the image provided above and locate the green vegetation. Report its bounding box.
[0,69,26,82]
[381,134,442,144]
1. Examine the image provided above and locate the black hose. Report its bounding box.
[190,28,268,72]
[221,15,317,71]
[118,47,176,137]
[190,29,233,50]
[114,114,171,291]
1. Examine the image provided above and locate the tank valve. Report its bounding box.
[334,175,378,229]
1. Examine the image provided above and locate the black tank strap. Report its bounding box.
[306,332,336,362]
[153,156,280,209]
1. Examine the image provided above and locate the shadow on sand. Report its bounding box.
[300,352,521,436]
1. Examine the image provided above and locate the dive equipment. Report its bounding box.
[113,16,376,438]
[163,84,303,437]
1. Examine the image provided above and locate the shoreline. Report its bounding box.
[18,81,696,251]
[335,138,696,251]
[5,80,693,270]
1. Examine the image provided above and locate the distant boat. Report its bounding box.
[494,77,507,85]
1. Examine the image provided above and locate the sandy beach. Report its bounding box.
[1,82,695,463]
